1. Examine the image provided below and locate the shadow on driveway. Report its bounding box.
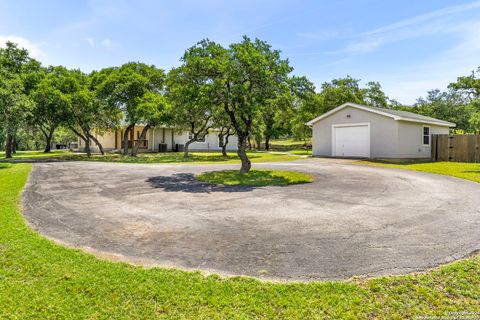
[146,173,257,193]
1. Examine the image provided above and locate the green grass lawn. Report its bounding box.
[197,169,314,186]
[288,149,312,156]
[270,138,311,146]
[0,150,71,159]
[362,160,480,183]
[1,164,480,318]
[0,150,300,164]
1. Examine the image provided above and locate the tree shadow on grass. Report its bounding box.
[0,163,12,169]
[146,173,257,193]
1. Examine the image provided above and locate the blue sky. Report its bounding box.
[1,0,480,104]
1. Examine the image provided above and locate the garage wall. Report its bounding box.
[397,122,449,158]
[312,106,399,158]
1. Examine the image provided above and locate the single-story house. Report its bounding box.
[306,102,456,159]
[78,126,238,153]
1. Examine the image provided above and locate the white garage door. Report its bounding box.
[333,124,370,157]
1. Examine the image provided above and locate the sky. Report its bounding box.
[1,0,480,104]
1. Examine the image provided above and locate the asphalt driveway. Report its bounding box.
[22,158,480,281]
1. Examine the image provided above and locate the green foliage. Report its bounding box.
[96,62,166,126]
[469,111,480,133]
[449,67,480,98]
[166,39,224,150]
[363,81,389,108]
[320,76,365,112]
[53,127,77,145]
[288,77,322,140]
[29,66,78,150]
[290,76,392,141]
[0,75,32,135]
[407,89,473,131]
[225,37,293,134]
[448,68,480,132]
[0,42,37,157]
[196,169,314,186]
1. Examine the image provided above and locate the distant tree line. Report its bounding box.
[1,38,480,172]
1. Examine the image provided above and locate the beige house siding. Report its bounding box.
[78,126,238,152]
[311,106,451,159]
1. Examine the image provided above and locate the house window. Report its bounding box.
[423,126,430,145]
[188,132,205,142]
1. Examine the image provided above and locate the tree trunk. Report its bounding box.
[70,127,91,157]
[5,133,13,159]
[123,124,134,156]
[183,138,195,158]
[222,134,232,157]
[84,138,91,157]
[44,129,54,153]
[237,135,251,174]
[248,137,252,150]
[12,135,17,154]
[265,137,270,151]
[218,132,224,154]
[131,125,150,156]
[88,133,105,155]
[255,137,262,150]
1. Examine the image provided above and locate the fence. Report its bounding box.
[431,134,480,162]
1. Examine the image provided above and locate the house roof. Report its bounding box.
[306,102,456,127]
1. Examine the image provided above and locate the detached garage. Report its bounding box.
[307,102,455,159]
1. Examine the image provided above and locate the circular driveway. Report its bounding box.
[22,158,480,281]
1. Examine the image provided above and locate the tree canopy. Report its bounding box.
[2,38,480,166]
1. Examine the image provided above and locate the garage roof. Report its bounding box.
[306,102,456,127]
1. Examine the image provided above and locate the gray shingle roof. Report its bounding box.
[365,105,455,126]
[306,102,456,127]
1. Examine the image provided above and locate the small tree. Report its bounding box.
[167,40,223,158]
[0,42,37,158]
[30,66,73,152]
[288,76,319,142]
[0,76,32,158]
[96,62,165,156]
[131,91,170,156]
[221,37,294,173]
[469,111,480,134]
[320,76,365,113]
[362,81,388,108]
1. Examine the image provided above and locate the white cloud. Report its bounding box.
[333,1,480,56]
[101,38,114,48]
[0,35,46,60]
[85,37,95,47]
